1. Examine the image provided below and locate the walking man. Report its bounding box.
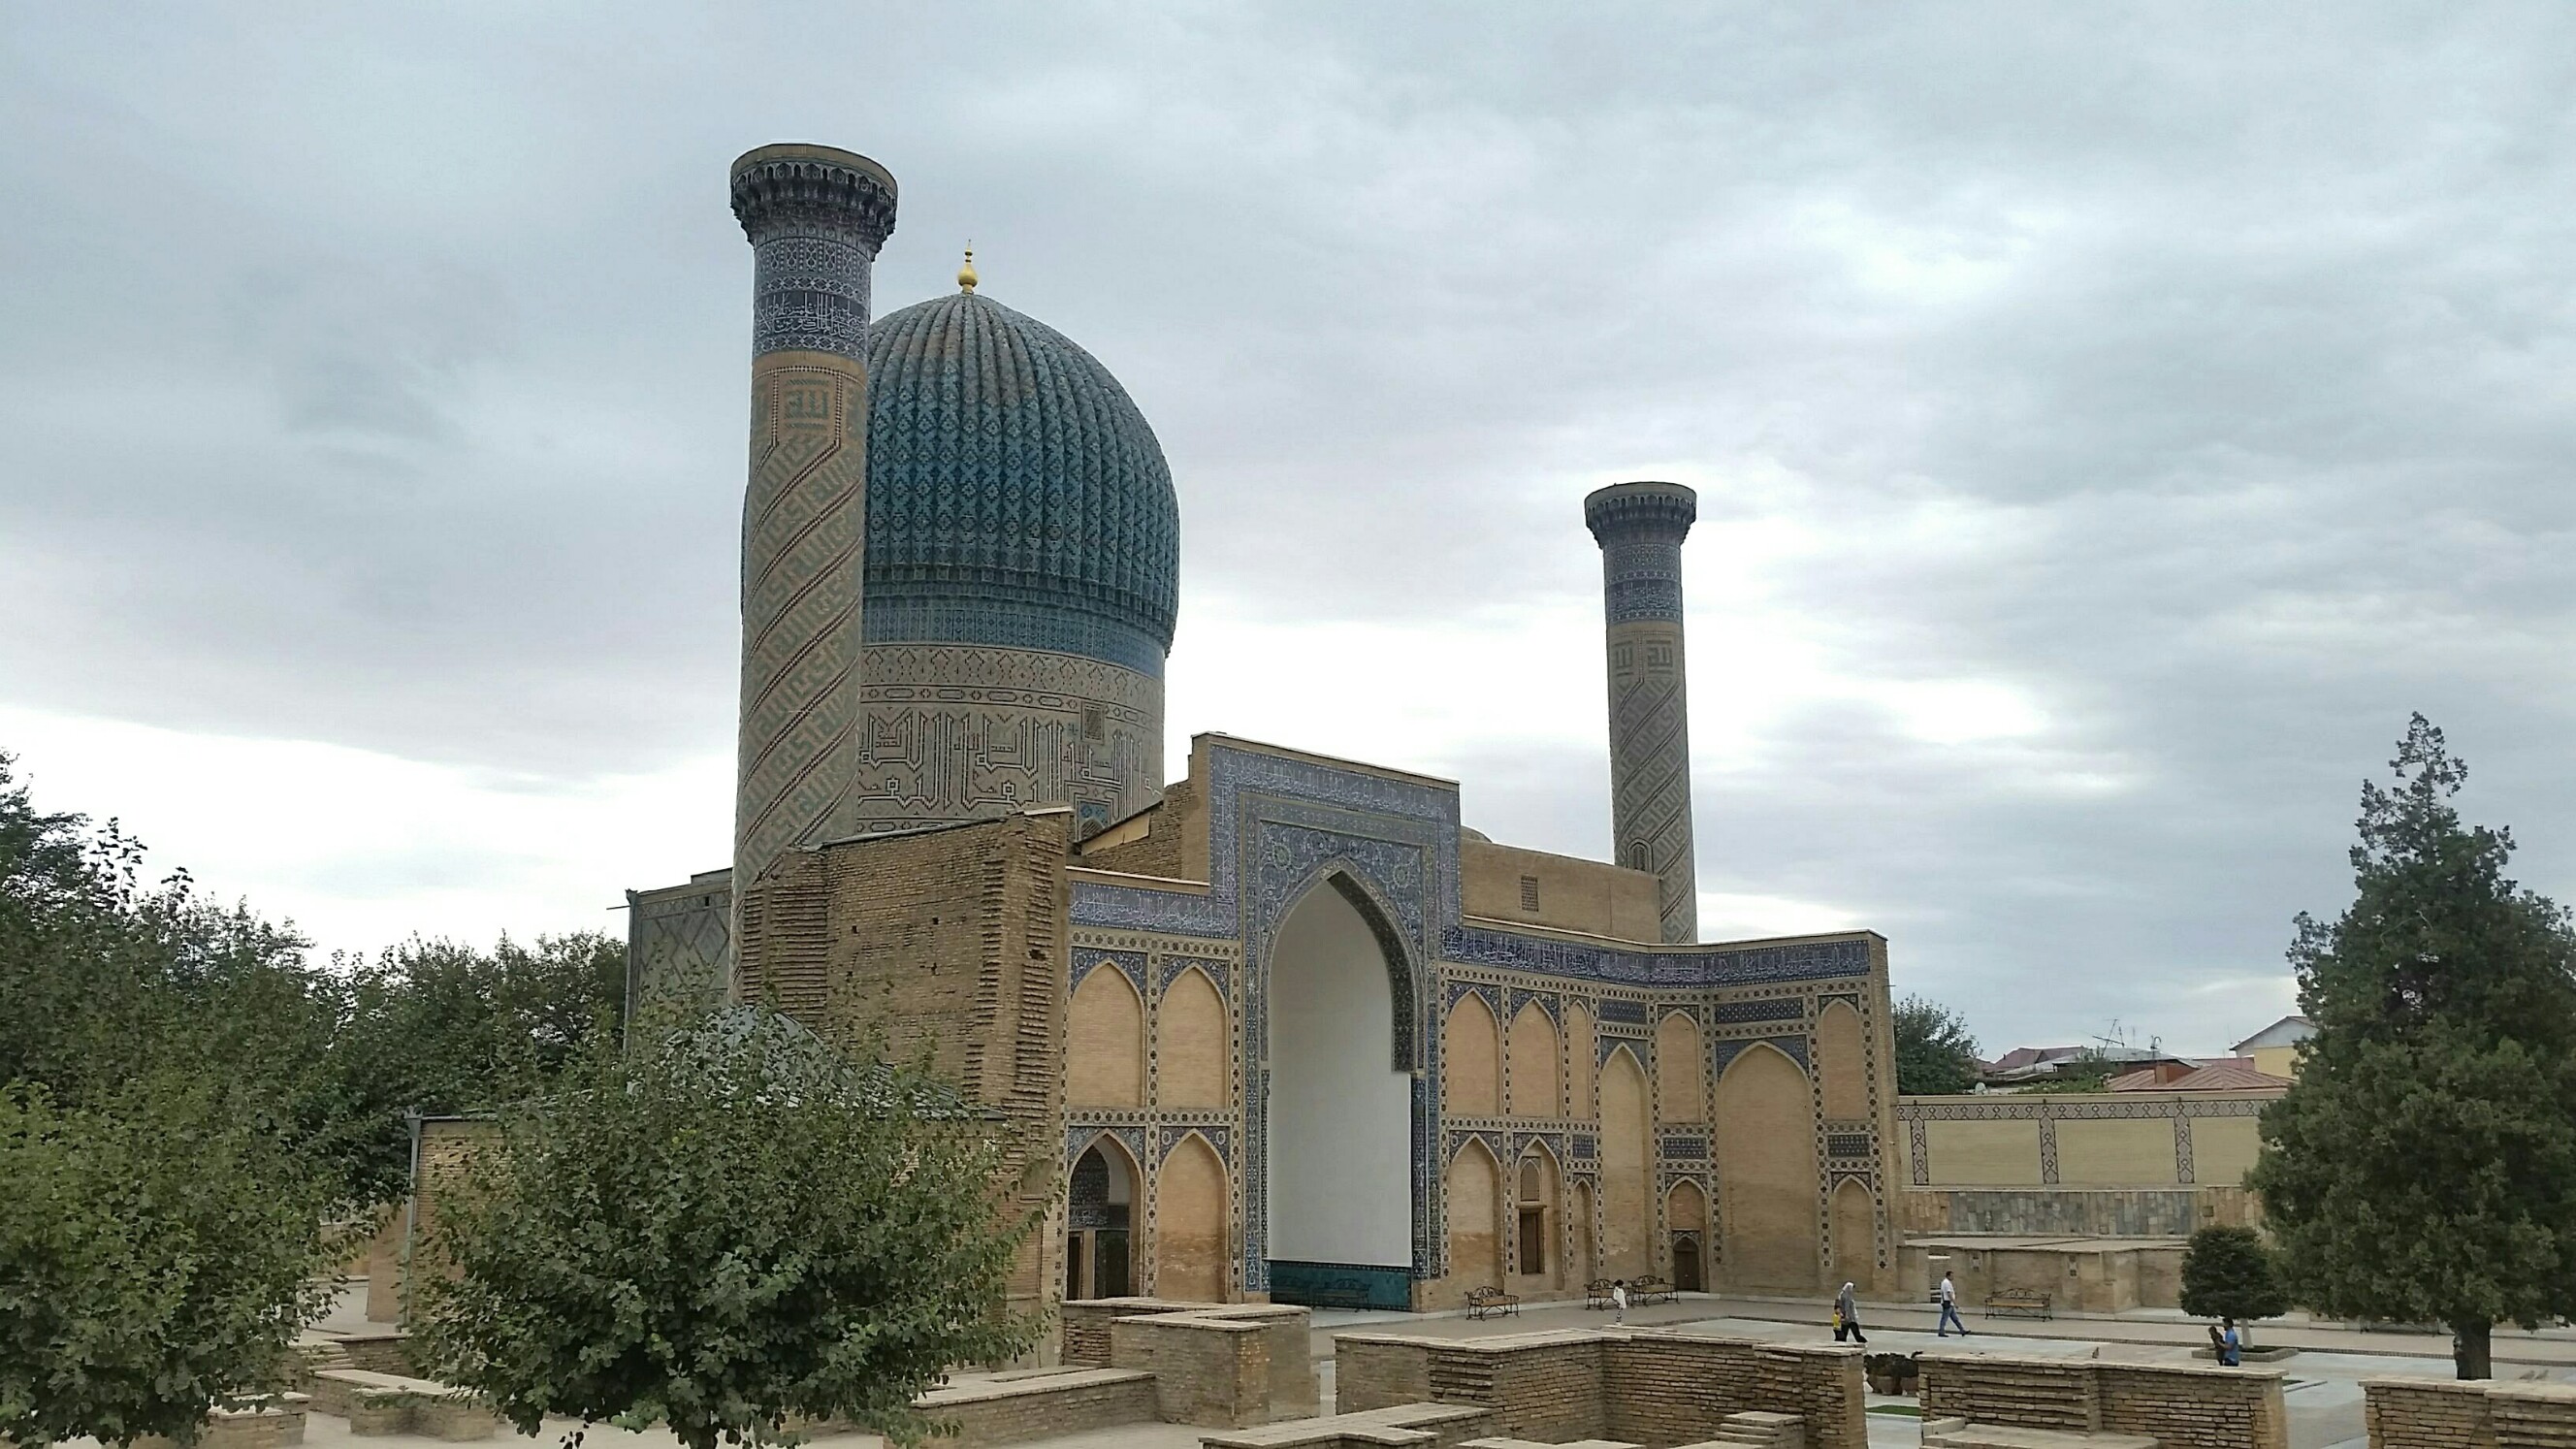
[1611,1279,1628,1326]
[1936,1270,1969,1336]
[1835,1280,1868,1345]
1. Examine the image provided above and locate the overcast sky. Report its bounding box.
[6,4,2574,1054]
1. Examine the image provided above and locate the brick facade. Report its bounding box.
[2364,1376,2576,1449]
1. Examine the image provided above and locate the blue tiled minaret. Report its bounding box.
[1586,481,1699,944]
[728,145,896,891]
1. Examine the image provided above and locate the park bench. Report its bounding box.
[1983,1290,2054,1320]
[307,1369,498,1440]
[1585,1277,1615,1309]
[1464,1285,1520,1320]
[1629,1274,1677,1305]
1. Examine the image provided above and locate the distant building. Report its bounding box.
[1979,1043,2188,1089]
[2108,1056,2292,1093]
[2230,1015,2315,1079]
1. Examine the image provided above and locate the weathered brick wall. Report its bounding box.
[916,1368,1158,1448]
[1059,1298,1197,1368]
[2365,1376,2576,1449]
[1923,1353,2289,1449]
[1336,1334,1434,1414]
[1111,1314,1270,1428]
[2097,1361,2287,1449]
[1917,1353,2099,1432]
[1453,1335,1608,1442]
[1604,1333,1768,1438]
[1336,1329,1861,1449]
[2366,1379,2492,1448]
[746,814,1075,1331]
[2492,1382,2576,1448]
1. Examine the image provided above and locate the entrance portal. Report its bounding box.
[1265,879,1412,1309]
[1064,1141,1134,1300]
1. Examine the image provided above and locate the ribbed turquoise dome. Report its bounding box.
[859,291,1180,675]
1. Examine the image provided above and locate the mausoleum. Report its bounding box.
[628,143,1900,1335]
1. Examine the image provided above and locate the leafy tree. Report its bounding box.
[2249,716,2576,1379]
[326,932,628,1205]
[412,1008,1041,1449]
[2179,1225,2288,1331]
[0,1078,338,1447]
[1892,994,1981,1095]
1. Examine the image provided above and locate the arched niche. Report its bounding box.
[1657,1012,1704,1122]
[1445,1139,1503,1291]
[1817,1000,1868,1122]
[1507,1001,1561,1118]
[1159,966,1228,1109]
[1714,1043,1819,1290]
[1599,1046,1652,1280]
[1069,966,1144,1108]
[1154,1133,1229,1303]
[1445,992,1502,1117]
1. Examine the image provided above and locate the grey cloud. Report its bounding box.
[5,2,2575,1046]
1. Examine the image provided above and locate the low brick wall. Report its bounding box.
[1059,1297,1201,1367]
[1111,1312,1272,1429]
[135,1399,310,1449]
[2364,1376,2576,1449]
[915,1367,1157,1448]
[1201,1402,1494,1448]
[318,1329,414,1376]
[1333,1328,1863,1449]
[1919,1352,2286,1449]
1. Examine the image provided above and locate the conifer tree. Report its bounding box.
[2250,716,2576,1379]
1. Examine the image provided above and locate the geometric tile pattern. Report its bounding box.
[727,146,897,900]
[850,643,1162,833]
[1586,483,1700,945]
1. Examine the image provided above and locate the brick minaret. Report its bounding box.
[1585,481,1699,944]
[728,145,897,918]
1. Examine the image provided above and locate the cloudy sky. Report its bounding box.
[6,4,2574,1054]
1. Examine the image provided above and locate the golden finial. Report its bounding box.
[958,243,978,294]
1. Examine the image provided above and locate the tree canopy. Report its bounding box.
[1892,994,1982,1095]
[2249,716,2576,1379]
[2179,1225,2288,1327]
[0,1078,338,1448]
[412,1008,1040,1449]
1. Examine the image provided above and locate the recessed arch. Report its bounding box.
[1714,1041,1819,1290]
[1817,1000,1868,1122]
[1266,872,1414,1299]
[1065,1134,1140,1301]
[1159,964,1228,1109]
[1068,966,1145,1107]
[1445,991,1503,1117]
[1830,1176,1878,1294]
[1507,1000,1561,1118]
[1153,1131,1228,1303]
[1513,1142,1562,1285]
[1656,1012,1704,1122]
[1599,1045,1652,1279]
[1445,1137,1503,1292]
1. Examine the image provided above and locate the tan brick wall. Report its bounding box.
[2365,1376,2576,1449]
[1110,1315,1270,1428]
[2054,1117,2178,1186]
[1657,1014,1705,1123]
[1337,1329,1864,1449]
[1922,1352,2288,1449]
[741,813,1075,1332]
[1460,838,1660,942]
[1336,1335,1435,1415]
[916,1368,1158,1448]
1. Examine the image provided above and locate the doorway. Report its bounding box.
[1065,1141,1134,1300]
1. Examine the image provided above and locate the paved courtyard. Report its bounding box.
[81,1285,2559,1449]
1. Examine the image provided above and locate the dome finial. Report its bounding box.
[958,243,978,294]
